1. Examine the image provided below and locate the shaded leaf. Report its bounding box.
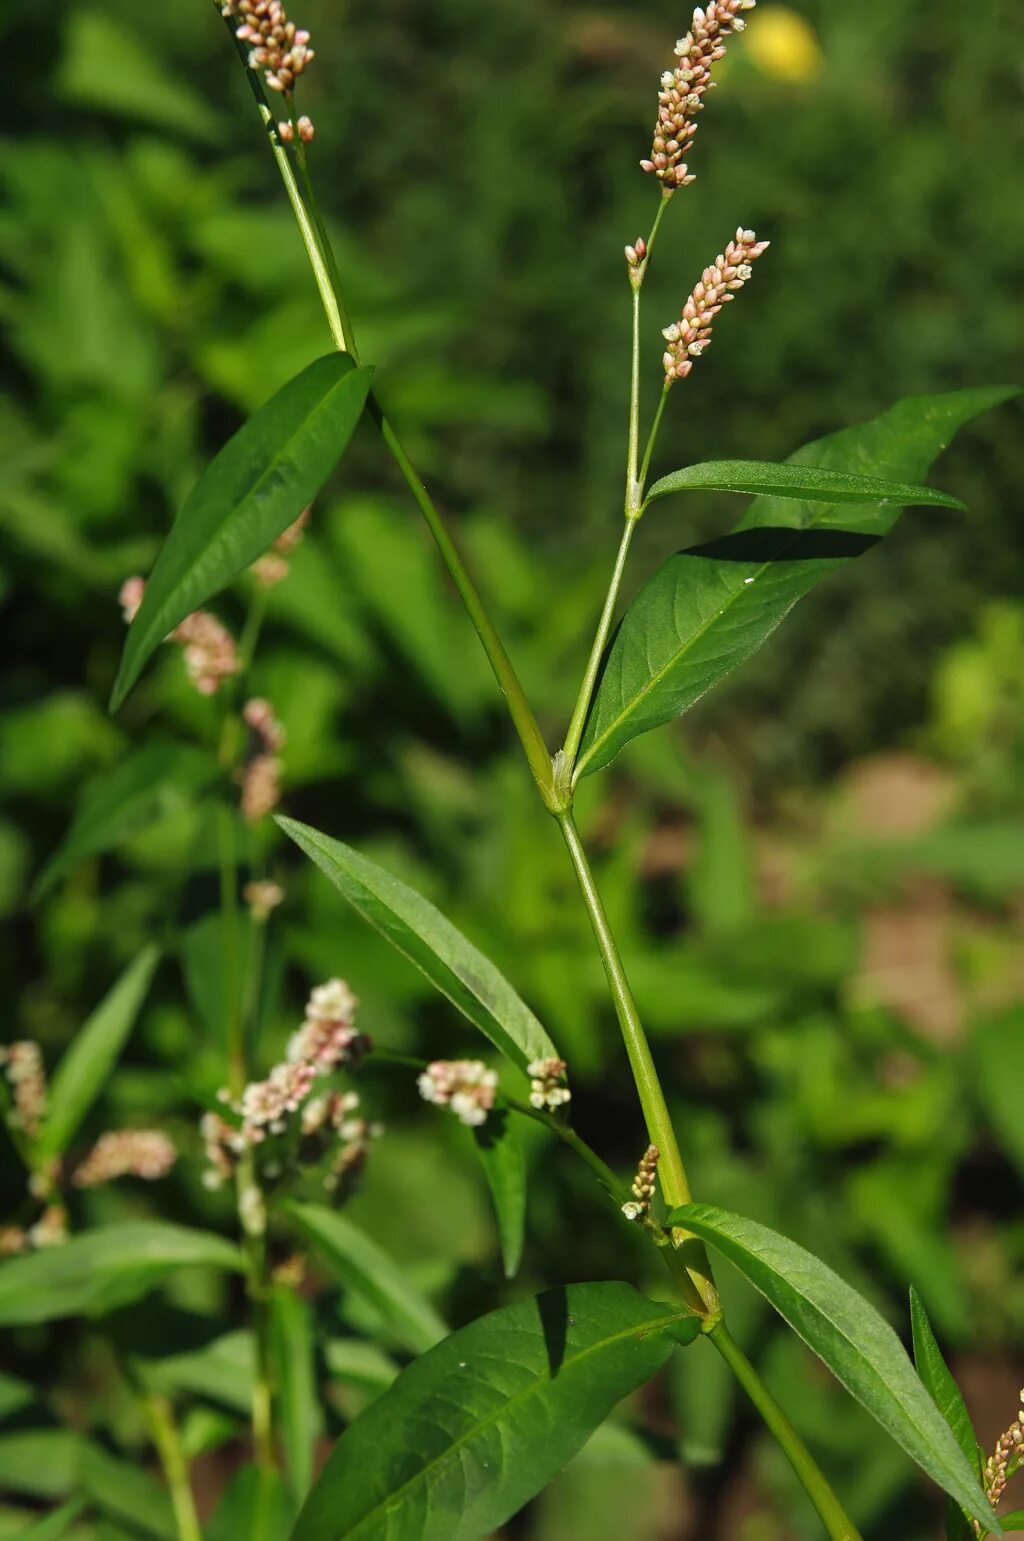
[38,946,159,1158]
[647,458,966,510]
[277,817,558,1070]
[111,354,373,710]
[669,1203,999,1533]
[32,743,216,899]
[291,1281,694,1541]
[18,1499,88,1541]
[323,1339,400,1395]
[0,1222,242,1326]
[910,1287,983,1541]
[579,388,1019,777]
[139,1330,254,1416]
[972,1008,1024,1181]
[206,1466,295,1541]
[473,1109,526,1279]
[282,1202,447,1356]
[271,1288,322,1503]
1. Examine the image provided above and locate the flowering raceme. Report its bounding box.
[417,1060,498,1127]
[661,228,769,383]
[642,0,757,189]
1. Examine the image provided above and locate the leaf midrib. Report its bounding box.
[339,1307,685,1540]
[576,518,817,777]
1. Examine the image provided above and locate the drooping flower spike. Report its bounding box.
[642,1,757,190]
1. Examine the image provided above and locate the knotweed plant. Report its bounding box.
[4,3,1020,1539]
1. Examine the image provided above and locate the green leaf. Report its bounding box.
[139,1330,254,1416]
[290,1281,693,1541]
[17,1499,88,1541]
[0,1222,242,1326]
[271,1288,322,1503]
[111,354,373,711]
[972,1008,1024,1180]
[206,1466,295,1541]
[646,458,967,511]
[473,1109,526,1279]
[578,387,1019,777]
[282,1202,447,1356]
[78,1442,175,1540]
[999,1515,1024,1532]
[909,1286,979,1472]
[32,743,216,899]
[277,817,558,1070]
[37,946,159,1158]
[668,1203,1000,1534]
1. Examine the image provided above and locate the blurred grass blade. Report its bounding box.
[18,1499,88,1541]
[670,1203,1001,1535]
[111,354,374,711]
[910,1287,983,1541]
[473,1109,526,1279]
[647,459,967,510]
[282,1202,447,1356]
[290,1282,696,1541]
[578,387,1020,777]
[277,816,558,1070]
[32,743,216,900]
[271,1288,322,1503]
[0,1222,242,1326]
[38,945,159,1158]
[206,1465,295,1541]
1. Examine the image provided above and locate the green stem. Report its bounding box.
[237,1161,277,1472]
[216,801,244,1096]
[625,281,643,515]
[709,1324,864,1541]
[638,383,670,493]
[555,810,717,1314]
[143,1393,202,1541]
[560,517,636,771]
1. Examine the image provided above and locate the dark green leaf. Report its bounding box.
[578,388,1018,777]
[282,1202,447,1356]
[669,1204,1000,1534]
[111,354,373,710]
[32,743,216,899]
[277,817,558,1070]
[206,1465,295,1541]
[998,1515,1024,1532]
[0,1368,36,1420]
[0,1222,242,1326]
[18,1498,88,1541]
[271,1288,322,1503]
[38,946,159,1158]
[473,1109,526,1279]
[290,1281,692,1541]
[646,458,967,511]
[909,1286,979,1471]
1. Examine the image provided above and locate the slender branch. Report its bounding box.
[625,281,643,515]
[560,517,636,770]
[142,1394,202,1541]
[638,383,670,493]
[709,1324,864,1541]
[555,810,718,1315]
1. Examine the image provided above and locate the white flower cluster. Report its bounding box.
[417,1060,498,1128]
[73,1129,176,1188]
[0,1041,47,1138]
[527,1057,571,1112]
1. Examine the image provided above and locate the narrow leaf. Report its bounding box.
[32,743,216,899]
[669,1203,1000,1534]
[139,1330,254,1416]
[473,1109,526,1279]
[277,817,558,1071]
[579,387,1019,777]
[38,945,159,1158]
[271,1288,322,1503]
[18,1499,88,1541]
[282,1202,447,1356]
[999,1515,1024,1532]
[206,1465,295,1541]
[290,1281,695,1541]
[0,1222,242,1326]
[111,354,373,710]
[646,459,967,511]
[909,1286,979,1472]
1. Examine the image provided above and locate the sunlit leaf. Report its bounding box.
[578,387,1019,777]
[32,743,216,899]
[111,354,373,710]
[473,1109,526,1279]
[37,946,159,1158]
[291,1281,697,1541]
[277,817,558,1070]
[282,1202,447,1356]
[0,1222,242,1326]
[646,459,966,511]
[669,1203,1000,1534]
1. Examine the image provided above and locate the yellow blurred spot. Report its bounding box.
[746,8,823,83]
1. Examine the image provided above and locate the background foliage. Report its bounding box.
[1,0,1022,1536]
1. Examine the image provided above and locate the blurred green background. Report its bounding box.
[2,0,1023,1536]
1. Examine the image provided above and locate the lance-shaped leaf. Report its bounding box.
[290,1281,698,1541]
[282,1202,447,1356]
[37,945,159,1158]
[277,817,558,1070]
[19,1499,88,1541]
[910,1287,982,1541]
[32,743,216,899]
[271,1288,323,1503]
[473,1109,526,1279]
[0,1222,242,1326]
[578,387,1019,777]
[111,354,374,711]
[668,1203,1001,1535]
[645,458,967,510]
